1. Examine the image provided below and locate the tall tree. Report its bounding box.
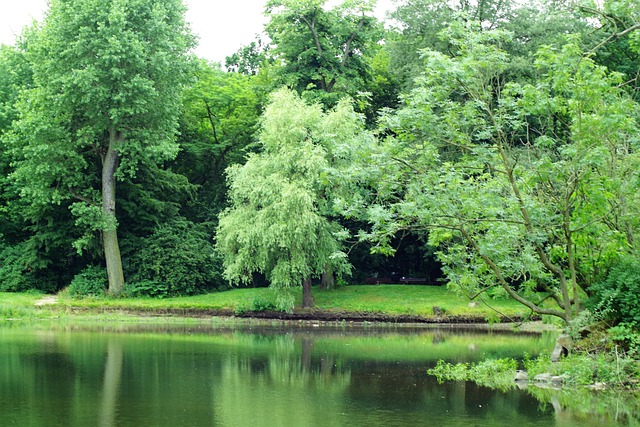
[5,0,194,294]
[225,37,272,76]
[385,0,590,90]
[265,0,383,105]
[578,0,640,99]
[176,60,262,224]
[0,43,32,240]
[217,88,371,311]
[358,23,639,324]
[0,33,72,293]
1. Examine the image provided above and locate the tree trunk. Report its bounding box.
[320,264,335,290]
[302,277,314,308]
[103,130,125,295]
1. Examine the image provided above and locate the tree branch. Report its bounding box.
[299,13,323,54]
[587,23,640,56]
[203,100,220,144]
[340,16,366,67]
[390,156,420,173]
[459,226,567,321]
[71,192,97,206]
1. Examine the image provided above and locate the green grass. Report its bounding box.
[1,285,532,322]
[56,287,275,312]
[313,285,527,318]
[0,291,48,319]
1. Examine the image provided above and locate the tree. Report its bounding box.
[0,44,32,134]
[359,22,639,324]
[217,88,372,311]
[0,36,35,235]
[225,36,272,76]
[0,33,73,293]
[578,0,640,99]
[5,0,194,294]
[175,60,263,224]
[264,0,383,105]
[0,44,30,239]
[385,0,591,90]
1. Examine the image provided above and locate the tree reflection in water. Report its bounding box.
[99,340,123,427]
[0,323,636,426]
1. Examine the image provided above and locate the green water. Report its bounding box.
[0,322,635,426]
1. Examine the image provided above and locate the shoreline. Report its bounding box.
[32,303,556,333]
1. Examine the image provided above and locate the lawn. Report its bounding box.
[313,285,528,318]
[1,284,533,322]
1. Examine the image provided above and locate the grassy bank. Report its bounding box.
[1,285,534,322]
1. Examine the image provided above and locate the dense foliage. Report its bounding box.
[2,0,195,295]
[0,0,639,333]
[217,88,371,311]
[590,256,640,329]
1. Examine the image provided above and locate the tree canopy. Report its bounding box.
[4,0,195,294]
[358,22,640,323]
[264,0,383,105]
[217,88,372,311]
[0,0,639,328]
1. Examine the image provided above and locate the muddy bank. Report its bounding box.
[58,305,542,327]
[236,309,541,324]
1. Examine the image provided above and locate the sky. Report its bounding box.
[0,0,395,64]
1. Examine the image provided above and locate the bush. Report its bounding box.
[525,350,640,386]
[523,352,551,378]
[434,351,640,389]
[250,297,278,312]
[590,256,640,329]
[127,219,225,297]
[608,324,640,356]
[428,358,518,391]
[68,265,107,297]
[0,242,60,293]
[125,280,170,299]
[233,296,280,315]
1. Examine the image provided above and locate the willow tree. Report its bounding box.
[6,0,194,294]
[217,88,370,311]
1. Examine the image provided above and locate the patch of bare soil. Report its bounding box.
[34,296,59,306]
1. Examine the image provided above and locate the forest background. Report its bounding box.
[1,0,639,340]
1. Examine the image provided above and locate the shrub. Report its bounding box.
[250,297,278,312]
[608,324,640,356]
[589,255,640,329]
[526,350,640,386]
[127,219,224,297]
[0,242,60,293]
[125,280,170,299]
[428,360,469,382]
[428,358,518,391]
[523,352,551,378]
[68,265,107,297]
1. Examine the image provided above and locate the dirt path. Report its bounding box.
[34,296,58,306]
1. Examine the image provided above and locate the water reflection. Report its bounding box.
[213,334,353,426]
[100,340,123,427]
[0,322,635,426]
[527,386,640,427]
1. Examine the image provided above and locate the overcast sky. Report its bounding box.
[0,0,394,64]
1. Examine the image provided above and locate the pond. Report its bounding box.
[0,321,636,426]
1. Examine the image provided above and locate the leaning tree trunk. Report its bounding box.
[102,131,125,295]
[302,277,315,308]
